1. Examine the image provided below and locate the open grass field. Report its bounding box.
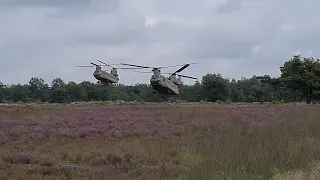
[1,102,320,180]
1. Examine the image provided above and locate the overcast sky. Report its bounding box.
[0,0,318,85]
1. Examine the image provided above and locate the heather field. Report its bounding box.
[1,103,320,179]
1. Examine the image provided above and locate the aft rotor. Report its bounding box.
[121,62,198,80]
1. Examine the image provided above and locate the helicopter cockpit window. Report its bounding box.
[152,69,161,77]
[94,66,101,72]
[111,68,117,74]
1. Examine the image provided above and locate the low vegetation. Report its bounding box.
[1,103,320,179]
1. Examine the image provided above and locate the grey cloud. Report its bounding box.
[74,21,196,47]
[149,0,225,16]
[0,0,119,18]
[0,0,319,85]
[75,30,143,46]
[46,0,119,17]
[216,0,243,13]
[0,0,98,7]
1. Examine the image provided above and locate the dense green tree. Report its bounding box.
[229,78,245,102]
[201,73,231,102]
[236,77,259,102]
[51,78,65,89]
[28,77,49,102]
[49,87,70,103]
[64,81,88,101]
[9,84,30,102]
[0,82,4,103]
[254,75,273,103]
[280,55,320,103]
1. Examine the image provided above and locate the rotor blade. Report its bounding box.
[120,63,153,69]
[177,74,197,79]
[120,62,197,70]
[162,72,197,79]
[132,70,153,73]
[116,67,146,70]
[90,62,100,66]
[76,65,95,67]
[172,64,190,75]
[158,62,197,69]
[97,60,114,68]
[98,62,144,69]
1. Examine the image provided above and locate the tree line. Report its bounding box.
[1,55,320,104]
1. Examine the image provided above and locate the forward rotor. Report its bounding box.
[129,62,198,80]
[76,60,142,70]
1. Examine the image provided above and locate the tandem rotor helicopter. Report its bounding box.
[76,60,141,85]
[120,62,198,97]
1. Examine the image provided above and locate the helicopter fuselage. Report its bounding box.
[150,74,179,95]
[118,62,196,96]
[93,68,119,84]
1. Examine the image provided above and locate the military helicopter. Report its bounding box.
[76,60,140,85]
[120,63,197,97]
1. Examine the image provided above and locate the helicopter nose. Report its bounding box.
[93,71,101,75]
[150,78,159,83]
